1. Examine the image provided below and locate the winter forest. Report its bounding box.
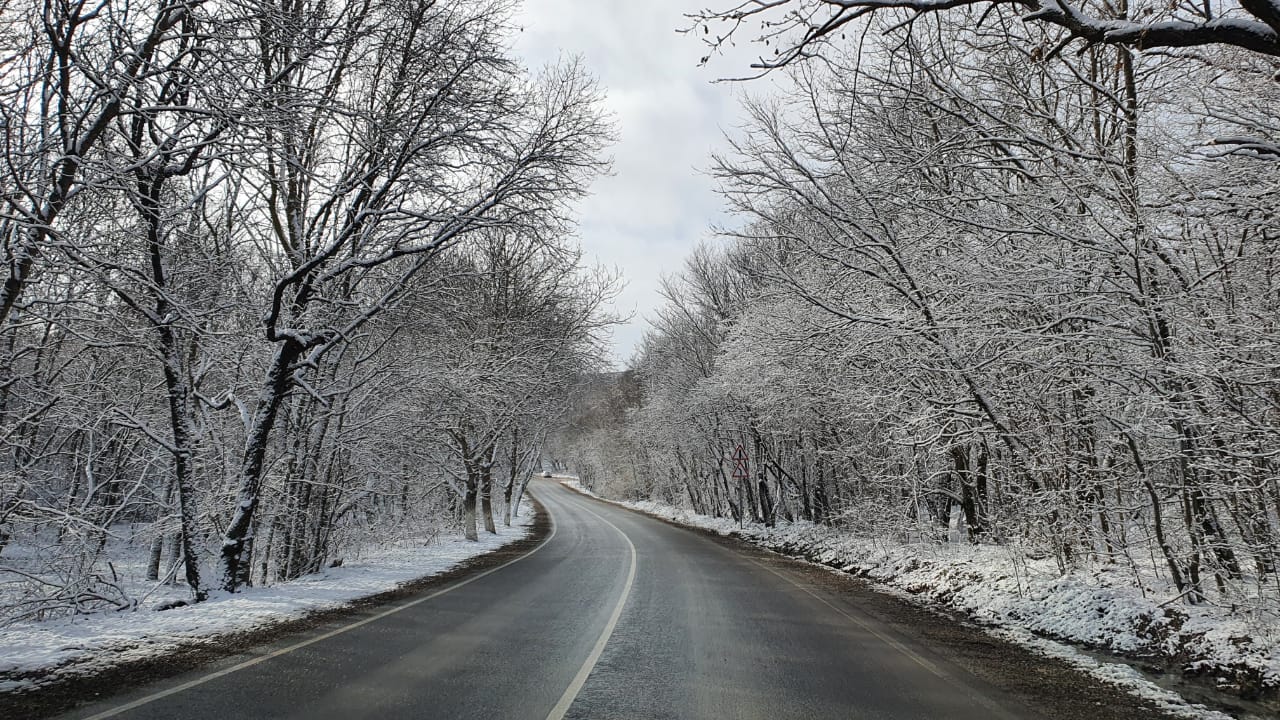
[561,0,1280,639]
[6,0,1280,706]
[0,0,614,617]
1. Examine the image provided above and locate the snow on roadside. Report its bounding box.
[996,626,1233,720]
[561,480,1261,720]
[0,510,534,693]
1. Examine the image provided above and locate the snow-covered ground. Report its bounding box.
[0,510,534,693]
[561,480,1275,720]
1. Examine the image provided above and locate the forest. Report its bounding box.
[3,0,1280,670]
[0,0,614,620]
[561,0,1280,631]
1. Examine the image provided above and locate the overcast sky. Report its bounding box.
[511,2,755,367]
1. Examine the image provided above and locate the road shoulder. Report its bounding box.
[1,499,552,720]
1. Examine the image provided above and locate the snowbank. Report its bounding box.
[562,481,1274,720]
[0,510,535,693]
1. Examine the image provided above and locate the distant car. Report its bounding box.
[541,470,552,478]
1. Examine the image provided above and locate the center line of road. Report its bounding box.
[79,500,559,720]
[544,497,637,720]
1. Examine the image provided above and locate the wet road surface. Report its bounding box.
[54,479,1172,720]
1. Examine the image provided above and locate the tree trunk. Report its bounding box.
[503,476,514,526]
[481,457,497,535]
[146,474,178,581]
[220,340,300,592]
[512,479,527,520]
[166,533,183,585]
[503,428,519,526]
[463,483,479,541]
[146,535,165,582]
[758,478,774,527]
[1125,433,1192,600]
[136,172,208,602]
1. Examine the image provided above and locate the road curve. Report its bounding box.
[51,480,1160,720]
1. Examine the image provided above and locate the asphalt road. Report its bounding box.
[53,480,1160,720]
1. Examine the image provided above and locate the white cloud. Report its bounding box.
[511,1,755,365]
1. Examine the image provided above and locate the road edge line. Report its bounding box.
[543,497,637,720]
[79,498,560,720]
[560,480,1022,720]
[562,479,949,680]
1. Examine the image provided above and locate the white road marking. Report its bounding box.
[561,481,946,681]
[79,505,559,720]
[561,481,1019,720]
[543,493,638,720]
